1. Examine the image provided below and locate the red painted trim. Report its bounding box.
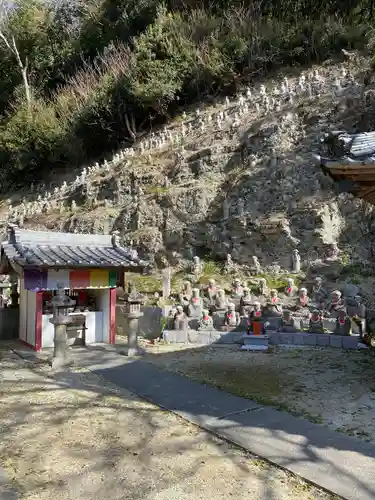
[109,288,116,344]
[35,291,43,351]
[19,339,37,351]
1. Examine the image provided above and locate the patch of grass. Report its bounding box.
[127,272,162,292]
[251,273,302,291]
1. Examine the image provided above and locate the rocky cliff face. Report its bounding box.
[3,55,375,272]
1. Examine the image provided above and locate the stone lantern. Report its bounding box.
[121,284,145,356]
[49,282,76,369]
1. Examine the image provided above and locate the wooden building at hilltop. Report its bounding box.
[314,130,375,205]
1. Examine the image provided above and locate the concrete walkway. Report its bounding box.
[14,345,375,500]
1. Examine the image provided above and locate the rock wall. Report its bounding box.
[3,57,375,270]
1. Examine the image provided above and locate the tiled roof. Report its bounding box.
[2,227,148,269]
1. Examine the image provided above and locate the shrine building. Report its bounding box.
[0,225,147,351]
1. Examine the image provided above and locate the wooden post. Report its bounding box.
[162,267,171,299]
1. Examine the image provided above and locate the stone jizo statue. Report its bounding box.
[224,303,240,329]
[192,256,203,276]
[173,306,188,331]
[252,256,261,274]
[326,290,345,318]
[264,289,283,317]
[292,249,301,273]
[215,289,228,311]
[297,288,309,308]
[188,288,203,317]
[285,278,297,297]
[258,278,268,296]
[231,278,243,298]
[309,309,324,334]
[198,309,213,330]
[279,309,300,333]
[179,281,192,306]
[240,288,252,316]
[205,279,217,305]
[311,276,328,306]
[334,309,351,336]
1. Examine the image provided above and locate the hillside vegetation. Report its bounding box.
[0,0,373,189]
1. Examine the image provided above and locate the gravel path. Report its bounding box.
[140,342,375,443]
[0,348,337,500]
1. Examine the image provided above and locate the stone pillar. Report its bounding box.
[162,267,171,299]
[120,285,145,356]
[49,283,76,369]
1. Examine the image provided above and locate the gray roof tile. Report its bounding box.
[2,227,147,269]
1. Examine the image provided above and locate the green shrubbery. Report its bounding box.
[0,0,374,187]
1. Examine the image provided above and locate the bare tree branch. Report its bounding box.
[0,3,32,112]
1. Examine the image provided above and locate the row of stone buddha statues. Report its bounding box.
[168,276,367,337]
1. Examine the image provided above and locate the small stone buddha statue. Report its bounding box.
[350,295,366,337]
[258,278,268,297]
[188,288,203,317]
[231,278,243,298]
[311,276,328,307]
[240,287,252,316]
[334,309,351,336]
[191,256,203,276]
[173,305,188,331]
[198,309,213,330]
[264,289,283,316]
[215,289,228,311]
[326,290,345,318]
[179,281,192,307]
[284,278,297,297]
[308,309,324,334]
[205,278,217,305]
[279,309,300,333]
[223,302,240,330]
[297,287,309,308]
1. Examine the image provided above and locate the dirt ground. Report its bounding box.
[141,342,375,443]
[0,347,337,500]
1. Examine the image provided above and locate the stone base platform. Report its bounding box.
[162,330,362,349]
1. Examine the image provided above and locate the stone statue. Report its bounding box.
[349,295,366,337]
[334,309,351,336]
[237,198,245,217]
[326,242,339,262]
[167,306,177,329]
[173,306,188,330]
[231,278,243,298]
[252,256,261,274]
[179,281,192,306]
[240,288,252,316]
[258,278,268,296]
[308,309,324,334]
[205,278,217,305]
[284,278,297,297]
[225,254,234,273]
[279,310,301,333]
[192,256,203,276]
[292,249,301,273]
[264,289,283,317]
[248,302,264,335]
[311,276,328,307]
[188,288,203,318]
[326,290,345,318]
[222,199,230,219]
[223,303,240,329]
[215,289,228,311]
[197,309,213,330]
[297,288,309,308]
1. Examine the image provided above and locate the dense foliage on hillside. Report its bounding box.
[0,0,373,187]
